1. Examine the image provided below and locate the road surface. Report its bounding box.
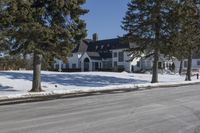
[0,85,200,133]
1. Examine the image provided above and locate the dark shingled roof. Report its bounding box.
[87,38,129,52]
[72,40,89,53]
[72,38,130,60]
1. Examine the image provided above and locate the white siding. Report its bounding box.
[176,59,200,70]
[80,53,92,71]
[112,49,141,72]
[68,53,82,69]
[54,53,83,71]
[192,59,200,69]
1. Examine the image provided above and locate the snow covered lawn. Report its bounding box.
[0,71,199,99]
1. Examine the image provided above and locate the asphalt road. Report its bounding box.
[1,85,200,133]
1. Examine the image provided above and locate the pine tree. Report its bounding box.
[0,0,10,51]
[169,0,200,81]
[0,0,88,92]
[122,0,172,83]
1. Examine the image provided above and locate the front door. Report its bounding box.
[95,62,99,70]
[84,58,90,71]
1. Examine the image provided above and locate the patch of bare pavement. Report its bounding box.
[0,84,200,133]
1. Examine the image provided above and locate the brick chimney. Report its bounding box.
[92,33,98,42]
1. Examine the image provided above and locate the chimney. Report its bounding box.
[92,33,98,42]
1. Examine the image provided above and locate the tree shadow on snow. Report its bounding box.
[0,84,16,92]
[0,71,148,87]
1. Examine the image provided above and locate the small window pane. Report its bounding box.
[114,62,117,67]
[184,61,188,68]
[113,52,117,58]
[118,52,124,62]
[197,60,200,66]
[72,64,76,68]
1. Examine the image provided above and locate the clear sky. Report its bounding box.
[82,0,130,40]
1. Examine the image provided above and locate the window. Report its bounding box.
[137,61,140,67]
[184,61,188,68]
[118,65,124,69]
[197,60,200,66]
[103,61,112,69]
[158,62,162,69]
[131,65,134,72]
[114,61,117,67]
[72,64,76,69]
[66,63,69,68]
[113,52,117,58]
[92,62,95,71]
[118,52,124,62]
[61,64,65,69]
[55,64,59,69]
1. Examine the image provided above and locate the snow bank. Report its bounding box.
[0,71,199,100]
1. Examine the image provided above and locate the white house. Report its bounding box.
[174,54,200,74]
[54,36,142,72]
[111,48,141,72]
[140,55,175,72]
[54,34,177,73]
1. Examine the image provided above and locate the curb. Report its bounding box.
[0,81,200,105]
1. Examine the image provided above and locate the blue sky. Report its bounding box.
[82,0,130,40]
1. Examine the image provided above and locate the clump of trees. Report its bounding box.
[170,1,200,81]
[122,0,200,82]
[0,0,88,92]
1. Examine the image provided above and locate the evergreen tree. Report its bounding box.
[169,0,200,81]
[0,0,88,92]
[0,0,10,51]
[122,0,172,83]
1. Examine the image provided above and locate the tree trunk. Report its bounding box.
[185,50,192,81]
[151,50,159,83]
[151,2,160,83]
[30,51,43,92]
[179,59,183,75]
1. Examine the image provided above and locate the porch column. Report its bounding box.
[81,60,84,72]
[89,62,92,71]
[58,60,62,72]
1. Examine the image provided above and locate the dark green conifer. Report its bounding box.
[122,0,172,83]
[0,0,88,91]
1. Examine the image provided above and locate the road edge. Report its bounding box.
[0,81,200,105]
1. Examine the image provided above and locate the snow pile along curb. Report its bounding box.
[0,80,200,103]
